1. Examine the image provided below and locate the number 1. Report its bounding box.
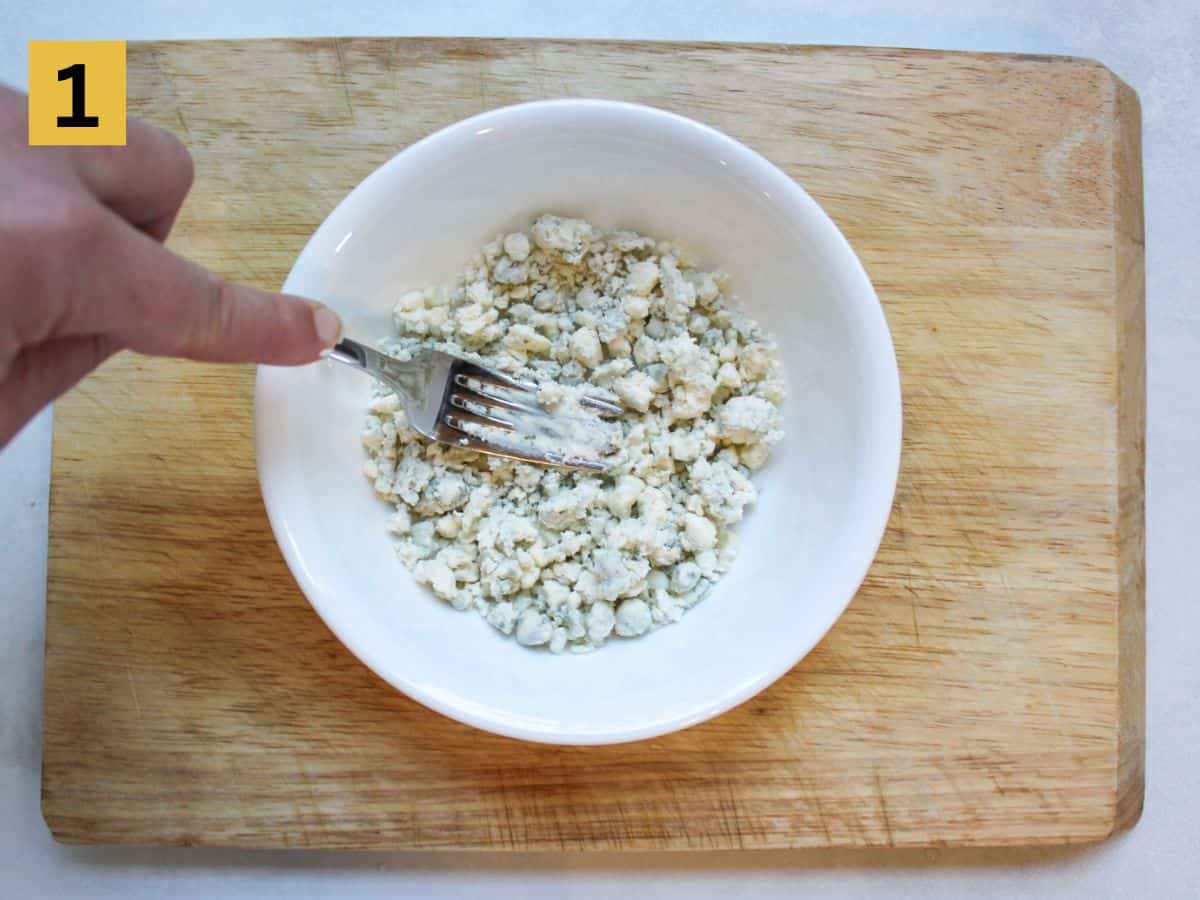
[56,63,99,127]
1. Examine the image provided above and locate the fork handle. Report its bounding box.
[327,338,421,405]
[325,338,365,367]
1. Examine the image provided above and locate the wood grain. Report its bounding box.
[42,38,1145,849]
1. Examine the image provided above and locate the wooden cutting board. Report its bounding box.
[42,38,1144,849]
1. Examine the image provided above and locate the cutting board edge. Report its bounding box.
[37,812,1129,851]
[125,34,1136,78]
[1111,70,1146,837]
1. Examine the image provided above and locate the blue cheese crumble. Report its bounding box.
[361,215,784,652]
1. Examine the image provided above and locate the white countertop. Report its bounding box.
[2,2,1198,897]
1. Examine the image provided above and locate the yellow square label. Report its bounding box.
[28,41,126,146]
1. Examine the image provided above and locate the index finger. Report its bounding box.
[60,203,341,364]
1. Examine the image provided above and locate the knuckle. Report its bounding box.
[162,129,195,196]
[185,273,237,356]
[131,117,194,200]
[211,278,240,337]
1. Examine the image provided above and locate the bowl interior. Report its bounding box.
[256,100,900,743]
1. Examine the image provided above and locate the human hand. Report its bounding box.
[0,85,342,447]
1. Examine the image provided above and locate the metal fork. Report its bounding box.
[328,338,622,472]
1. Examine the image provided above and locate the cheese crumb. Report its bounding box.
[503,232,530,262]
[570,327,604,368]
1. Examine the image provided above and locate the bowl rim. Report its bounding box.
[256,98,903,744]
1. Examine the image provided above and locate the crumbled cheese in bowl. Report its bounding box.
[361,215,785,652]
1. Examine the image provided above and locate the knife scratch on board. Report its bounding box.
[125,667,143,721]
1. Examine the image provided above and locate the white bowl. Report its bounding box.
[255,100,901,745]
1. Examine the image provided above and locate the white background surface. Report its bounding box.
[1,1,1196,897]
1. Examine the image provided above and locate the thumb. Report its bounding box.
[64,206,342,364]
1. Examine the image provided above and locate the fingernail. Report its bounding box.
[312,305,343,349]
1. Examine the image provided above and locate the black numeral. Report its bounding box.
[56,63,99,128]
